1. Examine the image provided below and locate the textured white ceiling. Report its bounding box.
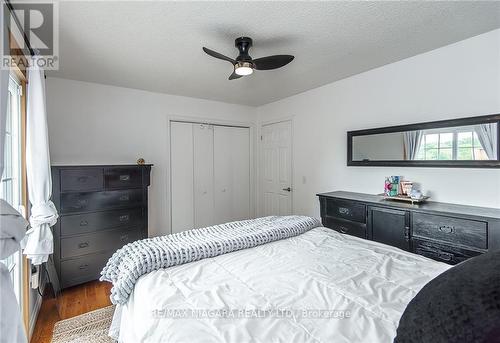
[48,1,500,106]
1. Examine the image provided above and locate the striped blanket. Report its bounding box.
[101,216,321,304]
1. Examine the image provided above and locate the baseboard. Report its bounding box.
[28,273,47,340]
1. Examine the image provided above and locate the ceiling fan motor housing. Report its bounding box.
[235,37,253,62]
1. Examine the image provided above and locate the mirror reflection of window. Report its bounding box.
[415,123,497,161]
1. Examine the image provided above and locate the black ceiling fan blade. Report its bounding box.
[202,47,235,64]
[229,71,243,80]
[253,55,294,70]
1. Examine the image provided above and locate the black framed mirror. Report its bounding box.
[347,114,500,168]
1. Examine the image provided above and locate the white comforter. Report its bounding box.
[111,227,450,343]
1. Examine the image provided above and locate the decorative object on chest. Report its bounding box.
[383,177,428,204]
[51,164,152,288]
[317,191,500,265]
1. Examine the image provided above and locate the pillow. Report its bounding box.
[394,250,500,343]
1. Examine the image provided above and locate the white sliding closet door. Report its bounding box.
[214,126,250,224]
[170,122,194,233]
[193,124,215,228]
[171,121,251,234]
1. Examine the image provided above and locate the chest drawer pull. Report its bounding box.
[119,195,130,201]
[338,207,350,215]
[119,175,131,181]
[438,252,454,262]
[79,220,89,226]
[78,242,89,249]
[438,225,454,234]
[338,226,349,234]
[404,226,410,241]
[119,214,130,222]
[77,176,88,183]
[78,264,89,270]
[75,199,88,208]
[120,234,129,241]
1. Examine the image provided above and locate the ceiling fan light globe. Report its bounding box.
[235,66,253,76]
[234,61,254,76]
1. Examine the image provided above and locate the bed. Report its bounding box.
[107,225,450,343]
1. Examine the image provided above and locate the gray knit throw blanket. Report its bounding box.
[101,216,321,304]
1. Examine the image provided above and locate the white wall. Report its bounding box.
[46,77,256,237]
[257,29,500,217]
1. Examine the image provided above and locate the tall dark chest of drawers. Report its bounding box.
[317,191,500,265]
[51,165,152,288]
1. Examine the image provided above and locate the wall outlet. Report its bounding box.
[30,265,39,289]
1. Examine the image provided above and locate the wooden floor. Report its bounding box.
[31,280,112,343]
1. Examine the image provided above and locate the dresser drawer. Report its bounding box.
[61,189,143,213]
[413,238,482,265]
[60,168,103,192]
[412,213,487,250]
[60,251,113,288]
[322,198,366,223]
[322,217,367,239]
[60,208,143,236]
[104,168,142,189]
[61,227,140,259]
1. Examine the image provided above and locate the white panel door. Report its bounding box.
[193,124,215,228]
[214,126,250,224]
[170,122,194,233]
[261,121,292,216]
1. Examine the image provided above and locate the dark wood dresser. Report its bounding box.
[317,191,500,265]
[51,164,152,288]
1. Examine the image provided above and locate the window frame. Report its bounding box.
[1,72,25,310]
[2,22,30,337]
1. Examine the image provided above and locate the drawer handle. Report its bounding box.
[338,207,350,215]
[77,176,88,183]
[438,252,454,262]
[74,199,88,209]
[119,174,131,181]
[438,225,454,234]
[119,214,130,222]
[78,242,89,249]
[80,220,89,226]
[120,234,129,241]
[119,195,130,201]
[78,264,89,270]
[338,226,349,234]
[404,226,410,241]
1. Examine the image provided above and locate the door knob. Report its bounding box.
[282,187,292,192]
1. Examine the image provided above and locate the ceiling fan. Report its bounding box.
[203,37,294,80]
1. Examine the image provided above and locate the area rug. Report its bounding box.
[51,305,116,343]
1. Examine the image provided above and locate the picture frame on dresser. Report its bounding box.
[50,164,152,291]
[317,191,500,265]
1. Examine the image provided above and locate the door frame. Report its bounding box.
[167,115,256,234]
[258,116,294,217]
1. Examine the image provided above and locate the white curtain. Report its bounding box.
[1,2,28,342]
[403,130,423,160]
[475,123,497,160]
[20,56,58,265]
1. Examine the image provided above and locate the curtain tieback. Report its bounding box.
[29,201,58,229]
